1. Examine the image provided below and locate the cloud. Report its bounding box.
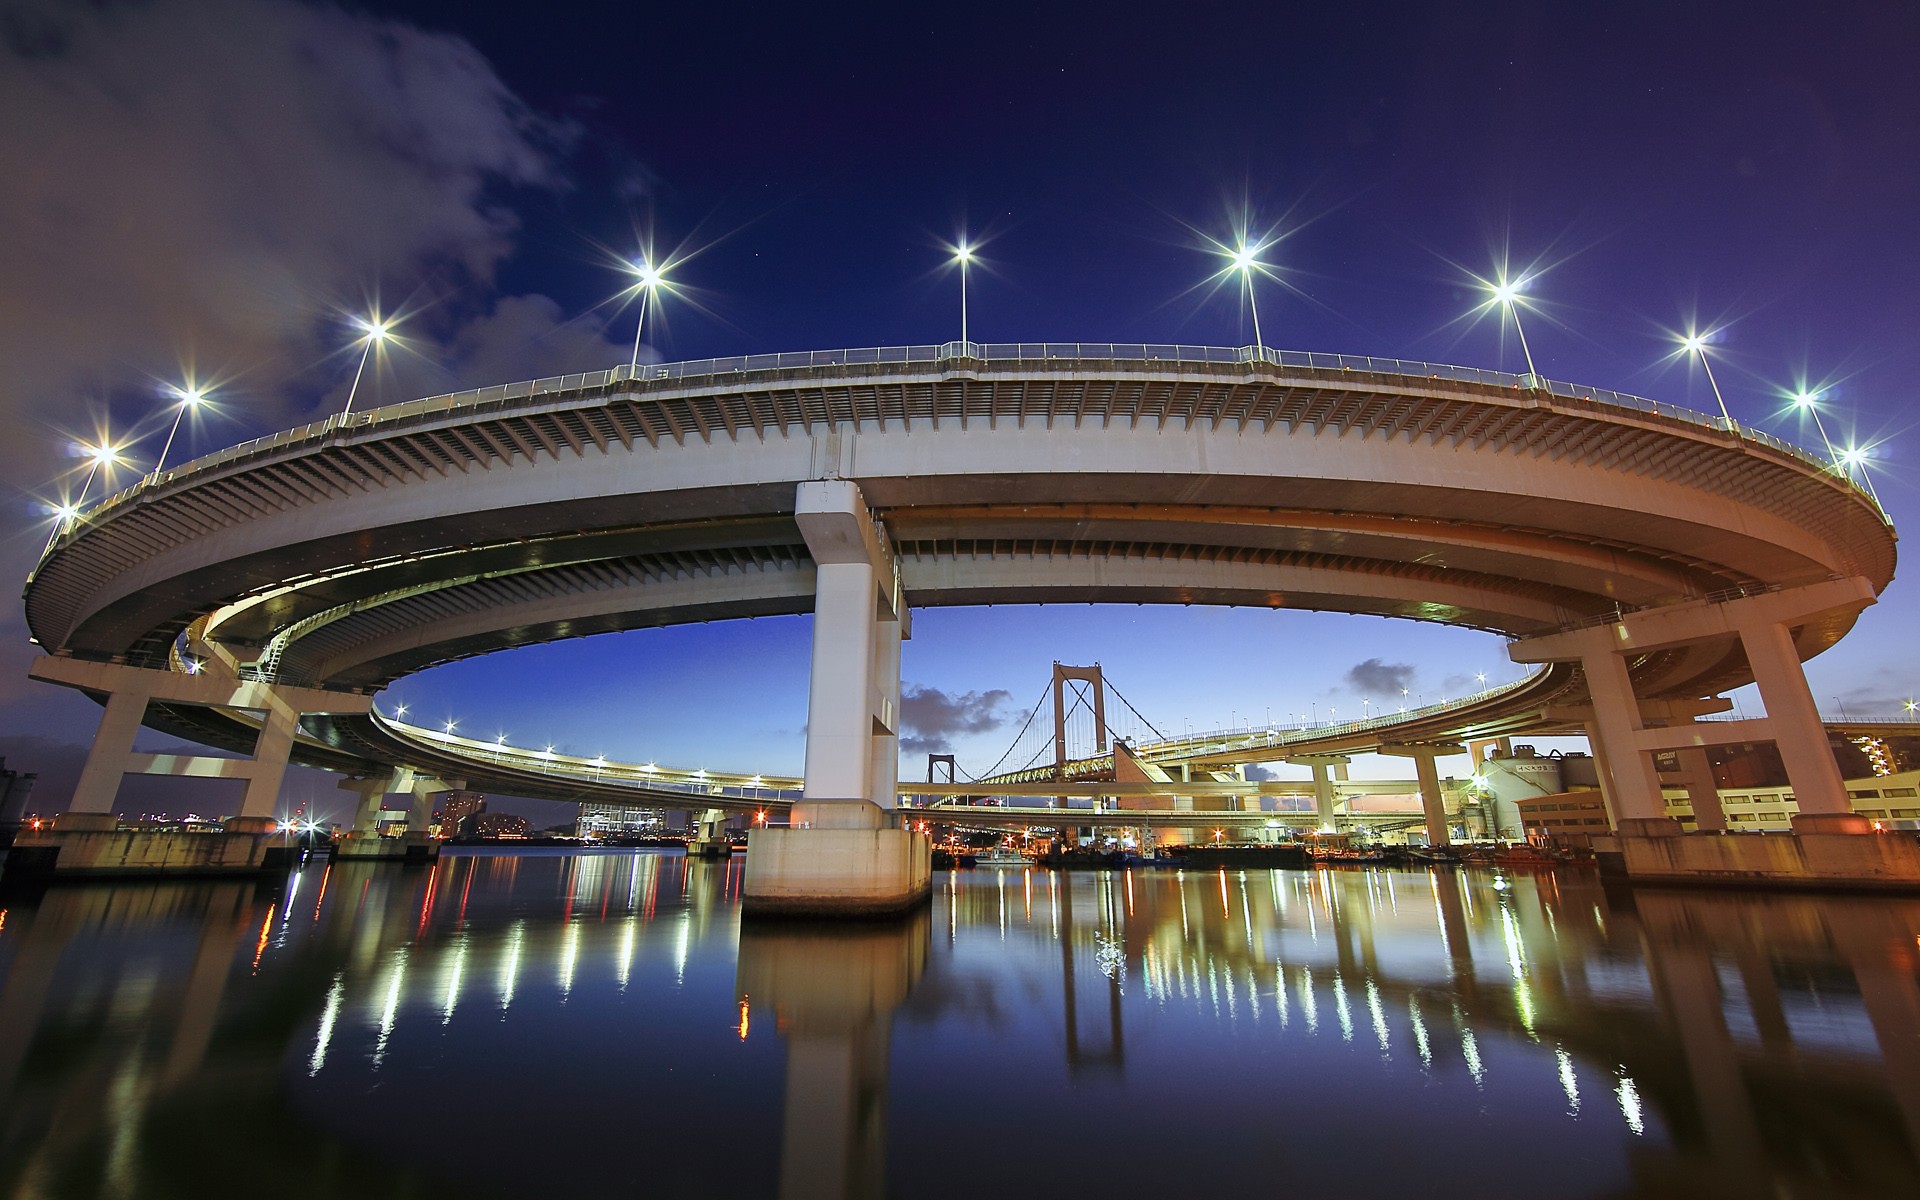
[899,684,1015,754]
[1244,764,1276,782]
[1344,657,1416,696]
[0,0,629,729]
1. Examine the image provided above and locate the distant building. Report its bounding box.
[470,811,530,838]
[1514,767,1920,840]
[437,790,485,838]
[576,803,668,838]
[0,757,37,828]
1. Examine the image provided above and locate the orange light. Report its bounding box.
[737,996,751,1041]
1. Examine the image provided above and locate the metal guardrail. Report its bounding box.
[372,709,804,804]
[44,342,1882,558]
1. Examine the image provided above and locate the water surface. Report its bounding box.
[1,848,1916,1199]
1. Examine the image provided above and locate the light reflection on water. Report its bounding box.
[0,849,1916,1199]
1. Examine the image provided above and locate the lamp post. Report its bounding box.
[627,260,664,376]
[1489,277,1538,384]
[46,441,123,553]
[1837,445,1884,508]
[1226,240,1267,352]
[342,316,391,416]
[1792,389,1840,468]
[153,385,206,478]
[953,242,973,346]
[1681,332,1734,430]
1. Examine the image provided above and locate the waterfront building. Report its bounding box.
[576,803,668,839]
[436,790,485,839]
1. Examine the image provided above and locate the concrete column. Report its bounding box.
[1739,620,1854,823]
[68,687,149,815]
[1580,644,1672,831]
[803,559,879,808]
[1311,765,1335,826]
[1411,751,1448,846]
[236,703,300,819]
[867,611,901,810]
[1677,747,1725,831]
[1288,756,1348,829]
[407,789,437,835]
[1382,745,1459,845]
[349,780,385,833]
[746,481,928,916]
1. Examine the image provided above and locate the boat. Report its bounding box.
[972,850,1033,869]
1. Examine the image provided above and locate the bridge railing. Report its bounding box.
[373,710,805,804]
[50,342,1880,558]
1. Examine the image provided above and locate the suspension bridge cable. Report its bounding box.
[1105,678,1170,741]
[960,680,1054,781]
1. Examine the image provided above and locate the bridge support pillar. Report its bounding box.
[1382,745,1461,846]
[1675,747,1725,831]
[1739,619,1858,831]
[1510,579,1920,890]
[1286,755,1349,830]
[745,481,929,917]
[334,768,439,862]
[691,807,734,857]
[10,657,369,877]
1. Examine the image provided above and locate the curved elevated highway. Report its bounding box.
[22,342,1896,837]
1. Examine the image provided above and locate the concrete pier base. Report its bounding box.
[3,815,303,879]
[1596,829,1920,892]
[333,831,438,864]
[743,804,930,918]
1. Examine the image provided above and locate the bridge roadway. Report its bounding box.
[21,342,1896,835]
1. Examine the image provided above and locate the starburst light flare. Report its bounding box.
[626,259,667,375]
[1679,330,1735,430]
[341,315,393,417]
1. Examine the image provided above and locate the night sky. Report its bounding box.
[2,0,1915,821]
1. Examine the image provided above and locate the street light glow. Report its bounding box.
[626,258,667,374]
[341,312,394,416]
[1678,329,1733,428]
[1482,274,1540,381]
[1221,238,1269,351]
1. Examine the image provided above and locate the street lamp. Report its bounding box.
[1488,276,1539,383]
[1680,331,1734,430]
[953,242,973,346]
[1225,239,1268,351]
[626,260,665,375]
[154,385,207,477]
[1836,444,1884,508]
[342,315,392,416]
[1791,389,1840,467]
[46,441,124,553]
